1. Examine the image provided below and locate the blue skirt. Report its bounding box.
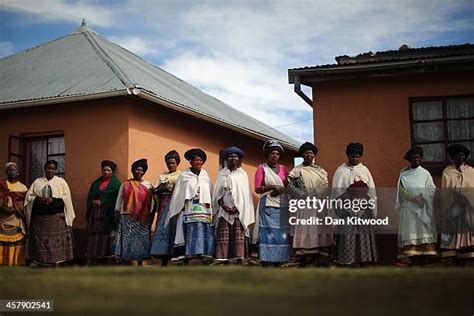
[150,204,176,256]
[114,214,150,260]
[184,221,215,257]
[258,198,291,263]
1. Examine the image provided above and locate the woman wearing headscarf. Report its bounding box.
[165,148,214,264]
[212,147,255,264]
[150,150,182,266]
[395,146,437,267]
[25,160,75,266]
[253,140,291,265]
[0,162,28,265]
[288,142,334,266]
[114,158,154,266]
[85,160,121,265]
[331,142,377,266]
[440,144,474,264]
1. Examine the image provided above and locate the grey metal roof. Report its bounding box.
[0,22,299,150]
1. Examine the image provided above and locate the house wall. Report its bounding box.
[127,98,297,204]
[0,98,130,230]
[311,70,474,264]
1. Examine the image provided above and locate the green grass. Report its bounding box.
[1,266,473,316]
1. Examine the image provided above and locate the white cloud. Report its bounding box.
[0,42,14,58]
[0,0,116,27]
[107,36,158,56]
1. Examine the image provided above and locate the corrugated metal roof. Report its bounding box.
[289,43,474,71]
[0,23,299,149]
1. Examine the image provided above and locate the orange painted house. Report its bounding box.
[0,22,298,258]
[289,44,474,263]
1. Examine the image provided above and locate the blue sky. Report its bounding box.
[1,0,473,143]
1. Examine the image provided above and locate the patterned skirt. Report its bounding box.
[114,214,150,260]
[150,201,176,257]
[215,218,246,260]
[184,221,215,257]
[86,206,115,258]
[259,206,291,263]
[0,223,25,266]
[336,222,378,265]
[26,213,74,264]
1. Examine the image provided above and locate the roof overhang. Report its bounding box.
[288,55,474,86]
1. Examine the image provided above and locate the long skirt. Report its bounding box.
[259,204,291,263]
[336,223,377,265]
[150,202,176,257]
[215,218,246,260]
[114,214,151,261]
[86,205,115,258]
[26,213,74,264]
[0,224,25,266]
[184,221,215,257]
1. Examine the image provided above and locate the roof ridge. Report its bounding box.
[81,30,135,89]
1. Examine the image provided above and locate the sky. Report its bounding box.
[0,0,473,144]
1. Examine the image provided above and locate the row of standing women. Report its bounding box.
[0,141,472,267]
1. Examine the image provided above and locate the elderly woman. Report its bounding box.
[150,150,182,266]
[25,160,75,266]
[166,148,214,264]
[254,140,290,265]
[331,143,377,266]
[395,146,437,266]
[440,144,474,264]
[86,160,121,265]
[212,147,255,264]
[114,159,154,266]
[0,162,28,265]
[288,142,334,267]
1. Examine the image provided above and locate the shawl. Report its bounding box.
[331,163,377,217]
[212,167,255,235]
[115,179,154,223]
[0,179,28,233]
[441,165,474,210]
[165,168,212,227]
[289,163,328,191]
[86,175,121,225]
[25,176,75,227]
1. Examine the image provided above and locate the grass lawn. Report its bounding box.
[1,266,473,316]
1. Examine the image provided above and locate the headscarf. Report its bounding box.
[263,139,284,157]
[404,146,424,161]
[298,142,318,156]
[346,142,364,156]
[101,160,117,172]
[165,150,181,165]
[446,144,470,159]
[184,148,207,163]
[44,160,58,169]
[222,146,245,160]
[131,158,148,173]
[4,162,18,172]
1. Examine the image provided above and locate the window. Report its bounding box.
[8,134,65,185]
[410,95,474,173]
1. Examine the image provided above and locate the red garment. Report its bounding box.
[99,178,111,191]
[121,180,152,223]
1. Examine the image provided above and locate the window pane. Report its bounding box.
[418,143,446,161]
[412,101,443,120]
[448,120,474,141]
[30,139,47,181]
[446,98,474,119]
[413,122,444,142]
[48,137,65,155]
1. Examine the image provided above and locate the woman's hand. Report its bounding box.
[92,199,102,208]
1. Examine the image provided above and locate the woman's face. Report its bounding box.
[226,154,240,170]
[132,166,145,180]
[6,165,19,181]
[190,156,204,171]
[302,150,315,165]
[102,166,113,179]
[453,152,466,166]
[410,154,422,168]
[166,158,178,173]
[45,163,57,178]
[347,153,361,166]
[266,150,280,164]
